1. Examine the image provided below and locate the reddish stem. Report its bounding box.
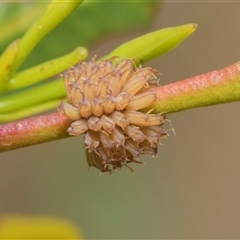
[0,113,72,152]
[1,61,240,152]
[151,60,240,114]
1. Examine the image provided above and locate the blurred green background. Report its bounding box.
[1,1,240,239]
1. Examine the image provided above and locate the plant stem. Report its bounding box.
[151,61,240,114]
[0,113,72,152]
[1,60,240,152]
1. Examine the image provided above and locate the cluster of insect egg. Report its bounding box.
[59,57,167,173]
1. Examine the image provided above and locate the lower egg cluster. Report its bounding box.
[59,57,167,173]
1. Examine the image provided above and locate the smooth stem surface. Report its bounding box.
[1,60,240,152]
[0,113,72,152]
[151,61,240,114]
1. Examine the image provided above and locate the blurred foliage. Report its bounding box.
[0,215,82,239]
[0,2,45,49]
[0,1,158,70]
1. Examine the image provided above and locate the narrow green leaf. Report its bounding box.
[103,24,197,64]
[8,47,88,90]
[0,99,61,123]
[8,0,82,76]
[0,79,65,114]
[0,39,20,92]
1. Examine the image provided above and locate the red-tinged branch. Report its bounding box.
[0,113,72,152]
[151,61,240,114]
[1,61,240,153]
